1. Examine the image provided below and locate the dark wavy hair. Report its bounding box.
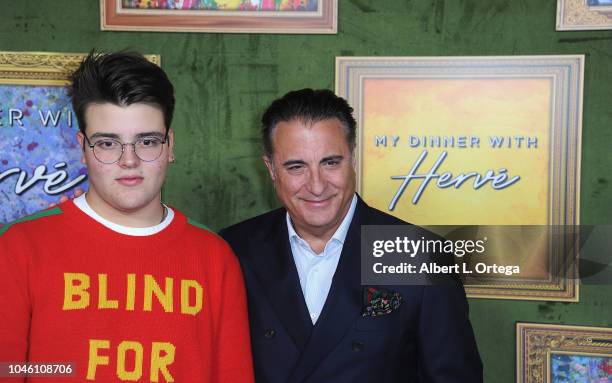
[261,88,357,157]
[68,50,175,134]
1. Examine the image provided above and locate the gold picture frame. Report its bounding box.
[100,0,338,34]
[0,52,160,84]
[516,322,612,383]
[556,0,612,30]
[0,52,87,85]
[336,56,584,301]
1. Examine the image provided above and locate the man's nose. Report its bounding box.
[307,168,326,196]
[118,143,140,168]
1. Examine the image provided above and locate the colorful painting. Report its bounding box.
[336,56,583,301]
[0,84,86,224]
[517,323,612,383]
[101,0,337,33]
[551,353,612,382]
[121,0,319,11]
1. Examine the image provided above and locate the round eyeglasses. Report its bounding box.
[83,133,169,164]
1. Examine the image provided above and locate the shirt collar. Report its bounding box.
[73,193,174,236]
[286,194,358,246]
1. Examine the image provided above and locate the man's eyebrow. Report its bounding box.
[90,132,120,139]
[135,132,166,139]
[282,159,306,167]
[320,155,344,164]
[89,132,165,140]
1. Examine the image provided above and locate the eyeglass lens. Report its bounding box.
[92,137,165,164]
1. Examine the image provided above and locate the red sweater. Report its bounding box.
[0,201,254,382]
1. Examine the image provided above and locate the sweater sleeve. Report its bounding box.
[212,240,255,383]
[0,225,31,382]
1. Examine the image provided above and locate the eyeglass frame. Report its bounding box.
[82,131,170,164]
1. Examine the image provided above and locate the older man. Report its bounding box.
[220,88,482,383]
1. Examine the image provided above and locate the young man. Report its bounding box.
[0,51,254,382]
[220,89,482,383]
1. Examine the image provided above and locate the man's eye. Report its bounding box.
[95,140,120,150]
[324,159,340,167]
[138,138,162,148]
[287,165,304,172]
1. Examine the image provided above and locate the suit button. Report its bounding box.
[264,329,275,339]
[352,341,364,352]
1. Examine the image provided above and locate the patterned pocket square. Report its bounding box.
[362,287,403,317]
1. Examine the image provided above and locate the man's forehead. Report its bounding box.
[270,118,350,159]
[84,102,164,120]
[273,144,350,165]
[273,118,345,140]
[83,103,166,134]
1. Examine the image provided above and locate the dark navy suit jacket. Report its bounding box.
[220,197,483,383]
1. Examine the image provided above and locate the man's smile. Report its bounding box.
[300,195,335,208]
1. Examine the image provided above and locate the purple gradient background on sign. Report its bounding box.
[0,84,88,224]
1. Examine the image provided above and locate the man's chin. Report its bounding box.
[109,196,157,215]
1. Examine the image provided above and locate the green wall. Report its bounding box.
[3,1,611,381]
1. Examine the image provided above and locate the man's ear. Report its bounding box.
[263,155,276,181]
[76,131,86,164]
[167,128,175,162]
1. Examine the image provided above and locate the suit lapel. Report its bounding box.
[247,211,313,351]
[288,199,367,383]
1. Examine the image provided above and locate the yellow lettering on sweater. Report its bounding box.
[126,273,136,311]
[151,342,176,382]
[117,341,143,381]
[143,276,173,313]
[64,273,90,310]
[98,274,119,309]
[86,339,175,382]
[181,279,203,316]
[87,339,110,380]
[62,273,203,315]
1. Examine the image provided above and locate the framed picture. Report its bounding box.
[336,56,584,301]
[556,0,612,30]
[517,323,612,383]
[0,52,159,224]
[100,0,338,34]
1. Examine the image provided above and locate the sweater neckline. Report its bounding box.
[60,199,187,248]
[73,194,175,237]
